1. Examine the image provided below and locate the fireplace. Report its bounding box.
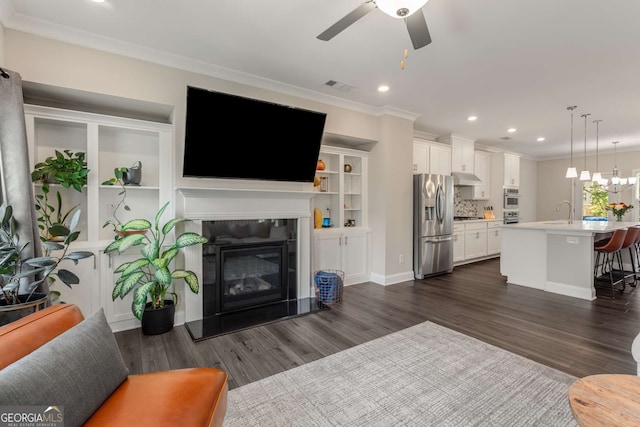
[202,219,297,316]
[178,187,327,341]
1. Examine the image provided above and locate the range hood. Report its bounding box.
[451,171,482,186]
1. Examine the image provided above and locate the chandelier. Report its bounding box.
[601,141,637,193]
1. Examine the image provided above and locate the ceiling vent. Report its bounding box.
[500,136,512,140]
[325,80,355,92]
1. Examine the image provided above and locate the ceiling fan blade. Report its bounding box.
[405,9,432,49]
[317,2,376,41]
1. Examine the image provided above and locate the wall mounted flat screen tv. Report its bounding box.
[183,86,327,183]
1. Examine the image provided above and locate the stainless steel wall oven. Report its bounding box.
[504,187,519,209]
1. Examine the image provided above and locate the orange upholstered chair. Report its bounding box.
[0,304,228,427]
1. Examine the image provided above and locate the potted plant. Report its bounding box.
[103,201,207,335]
[33,182,81,242]
[101,162,142,237]
[0,203,95,325]
[31,149,89,242]
[30,149,89,191]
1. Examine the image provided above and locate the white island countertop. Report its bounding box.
[504,220,636,233]
[501,220,639,300]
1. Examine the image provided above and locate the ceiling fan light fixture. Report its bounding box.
[376,0,428,18]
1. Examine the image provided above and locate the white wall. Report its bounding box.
[518,157,537,223]
[537,150,640,221]
[0,22,5,65]
[3,28,417,285]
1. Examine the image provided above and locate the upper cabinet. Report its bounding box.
[503,154,520,187]
[446,135,475,174]
[413,139,451,176]
[491,152,520,190]
[313,146,368,230]
[460,150,491,200]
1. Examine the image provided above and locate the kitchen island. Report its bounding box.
[500,220,637,300]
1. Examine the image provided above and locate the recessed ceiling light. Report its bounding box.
[378,85,389,92]
[467,116,477,121]
[537,137,545,142]
[92,0,105,2]
[507,128,517,133]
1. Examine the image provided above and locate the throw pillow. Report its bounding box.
[0,308,129,427]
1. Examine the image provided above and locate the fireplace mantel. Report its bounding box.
[177,186,314,322]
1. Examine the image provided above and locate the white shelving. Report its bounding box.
[312,146,369,285]
[313,146,367,229]
[24,105,173,327]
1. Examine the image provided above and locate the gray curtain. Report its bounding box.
[0,68,46,295]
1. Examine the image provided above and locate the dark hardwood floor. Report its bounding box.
[114,258,640,390]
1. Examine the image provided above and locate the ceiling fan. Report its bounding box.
[317,0,432,50]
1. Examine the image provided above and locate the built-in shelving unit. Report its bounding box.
[24,104,174,330]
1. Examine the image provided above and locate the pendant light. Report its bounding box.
[611,141,620,185]
[591,120,602,183]
[579,113,591,181]
[566,106,578,178]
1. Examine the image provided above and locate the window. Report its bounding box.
[582,182,608,220]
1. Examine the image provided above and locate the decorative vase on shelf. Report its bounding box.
[316,159,325,171]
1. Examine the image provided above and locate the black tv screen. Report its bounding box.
[183,86,327,183]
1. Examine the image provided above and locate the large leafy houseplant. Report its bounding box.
[0,203,94,307]
[31,149,88,242]
[104,202,207,320]
[30,149,89,191]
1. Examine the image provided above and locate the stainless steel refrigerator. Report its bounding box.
[413,174,454,279]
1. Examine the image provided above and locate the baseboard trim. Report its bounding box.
[369,271,415,286]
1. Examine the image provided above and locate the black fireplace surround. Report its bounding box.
[185,219,328,341]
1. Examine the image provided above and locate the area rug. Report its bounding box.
[223,321,578,427]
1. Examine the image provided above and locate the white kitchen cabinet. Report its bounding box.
[459,150,490,200]
[413,140,451,176]
[314,146,367,229]
[464,222,488,260]
[453,224,465,263]
[413,141,429,174]
[313,228,369,285]
[429,143,452,176]
[487,222,502,255]
[504,154,520,187]
[449,136,475,174]
[454,220,501,265]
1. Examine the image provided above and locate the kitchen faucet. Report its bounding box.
[556,200,573,224]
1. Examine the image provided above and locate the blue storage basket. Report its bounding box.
[314,270,344,304]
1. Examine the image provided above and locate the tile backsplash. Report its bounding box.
[454,187,479,217]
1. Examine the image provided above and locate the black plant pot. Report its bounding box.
[141,300,175,335]
[0,293,48,326]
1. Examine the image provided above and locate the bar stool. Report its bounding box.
[613,226,640,289]
[594,228,628,298]
[632,226,640,287]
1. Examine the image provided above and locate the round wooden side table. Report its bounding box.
[569,374,640,426]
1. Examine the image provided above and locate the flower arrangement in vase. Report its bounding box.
[607,202,633,222]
